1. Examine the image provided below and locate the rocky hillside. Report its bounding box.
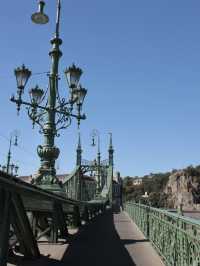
[165,166,200,210]
[123,165,200,210]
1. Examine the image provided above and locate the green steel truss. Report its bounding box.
[0,134,114,265]
[125,202,200,266]
[63,158,113,203]
[0,171,108,266]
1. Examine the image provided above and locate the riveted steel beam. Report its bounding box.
[11,193,40,258]
[0,190,11,266]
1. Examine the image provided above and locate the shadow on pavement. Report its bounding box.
[122,239,149,245]
[8,254,65,266]
[8,210,136,266]
[61,210,136,266]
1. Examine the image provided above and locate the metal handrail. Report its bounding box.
[125,201,200,266]
[0,171,78,205]
[100,165,112,200]
[62,166,80,185]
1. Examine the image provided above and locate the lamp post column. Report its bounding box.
[76,133,82,200]
[11,0,87,193]
[108,133,114,167]
[36,0,63,192]
[6,139,12,174]
[97,136,101,192]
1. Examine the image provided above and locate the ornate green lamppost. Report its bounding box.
[11,0,87,195]
[1,131,19,176]
[91,129,101,192]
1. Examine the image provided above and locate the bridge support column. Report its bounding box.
[83,206,89,223]
[0,190,11,266]
[91,208,95,218]
[10,194,40,259]
[72,206,81,227]
[52,202,68,241]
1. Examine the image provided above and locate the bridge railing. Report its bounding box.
[100,165,113,204]
[63,166,80,200]
[0,170,106,266]
[125,202,200,266]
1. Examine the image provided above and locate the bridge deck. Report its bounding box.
[8,211,165,266]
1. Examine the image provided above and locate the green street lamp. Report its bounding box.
[91,129,101,193]
[1,131,19,176]
[31,1,49,25]
[10,0,87,195]
[65,64,83,89]
[29,86,44,105]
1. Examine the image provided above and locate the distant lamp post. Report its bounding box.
[90,129,101,192]
[142,192,149,198]
[142,192,150,238]
[177,196,184,216]
[1,131,19,176]
[91,129,100,150]
[10,0,87,194]
[142,192,149,205]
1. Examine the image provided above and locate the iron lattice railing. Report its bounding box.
[63,166,80,200]
[81,159,95,166]
[125,202,200,266]
[0,170,107,266]
[81,159,109,167]
[100,165,113,203]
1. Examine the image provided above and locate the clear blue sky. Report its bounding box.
[0,0,200,177]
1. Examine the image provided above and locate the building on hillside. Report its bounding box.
[19,175,33,183]
[132,178,143,186]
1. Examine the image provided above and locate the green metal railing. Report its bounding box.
[100,165,113,202]
[0,170,107,266]
[125,202,200,266]
[63,166,80,200]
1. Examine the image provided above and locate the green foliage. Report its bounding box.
[123,165,200,208]
[123,176,134,187]
[123,172,170,207]
[185,165,200,177]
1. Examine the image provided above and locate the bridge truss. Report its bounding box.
[0,135,114,265]
[0,170,110,266]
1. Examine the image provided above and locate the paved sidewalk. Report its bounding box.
[115,211,165,266]
[8,211,165,266]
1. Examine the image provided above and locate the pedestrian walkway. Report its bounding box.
[8,211,165,266]
[114,211,165,266]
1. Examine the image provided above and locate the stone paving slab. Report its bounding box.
[115,212,165,266]
[8,211,165,266]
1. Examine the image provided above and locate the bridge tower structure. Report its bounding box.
[108,133,114,205]
[76,132,82,167]
[108,133,114,168]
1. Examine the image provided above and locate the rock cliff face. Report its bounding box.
[165,169,200,210]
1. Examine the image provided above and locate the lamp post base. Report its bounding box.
[33,171,66,198]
